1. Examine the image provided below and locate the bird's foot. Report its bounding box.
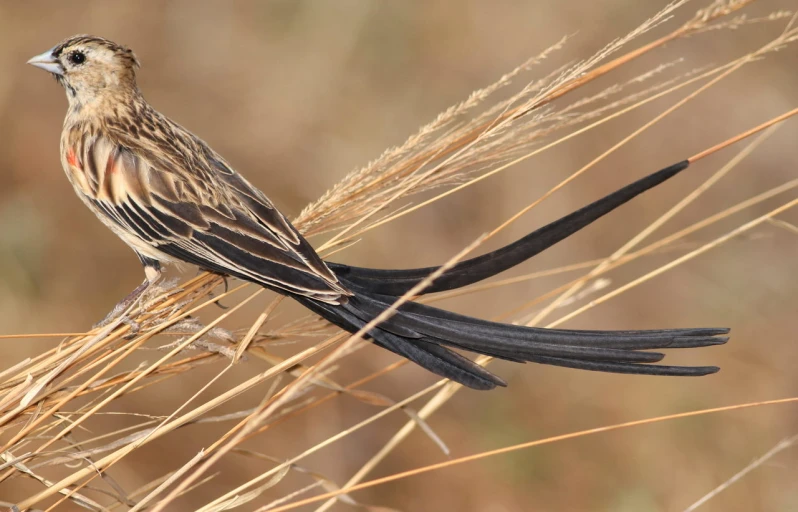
[121,317,142,339]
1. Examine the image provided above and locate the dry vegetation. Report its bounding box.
[0,1,797,510]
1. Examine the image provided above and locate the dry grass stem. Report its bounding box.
[682,433,798,511]
[267,396,798,512]
[2,1,796,509]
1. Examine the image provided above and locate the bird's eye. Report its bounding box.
[68,51,86,65]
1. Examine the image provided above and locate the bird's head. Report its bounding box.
[28,35,140,105]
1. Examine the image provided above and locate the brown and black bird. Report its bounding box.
[28,35,728,390]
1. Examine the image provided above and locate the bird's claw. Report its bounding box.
[122,317,141,339]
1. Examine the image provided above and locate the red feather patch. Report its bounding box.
[66,148,80,168]
[106,153,117,174]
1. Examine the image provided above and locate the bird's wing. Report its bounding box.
[65,132,348,302]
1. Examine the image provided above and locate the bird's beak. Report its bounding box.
[27,48,63,75]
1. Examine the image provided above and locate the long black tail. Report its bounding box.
[308,161,728,390]
[327,160,690,295]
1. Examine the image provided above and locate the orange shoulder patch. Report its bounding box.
[66,148,80,169]
[106,152,118,174]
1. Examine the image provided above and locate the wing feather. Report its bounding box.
[68,133,347,303]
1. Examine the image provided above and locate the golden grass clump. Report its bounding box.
[1,1,798,510]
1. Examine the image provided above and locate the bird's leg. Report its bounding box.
[95,257,162,330]
[196,268,230,310]
[214,275,230,310]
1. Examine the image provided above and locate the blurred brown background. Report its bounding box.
[1,1,797,510]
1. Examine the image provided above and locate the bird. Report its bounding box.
[27,35,728,390]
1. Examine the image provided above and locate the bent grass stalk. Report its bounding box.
[2,2,797,510]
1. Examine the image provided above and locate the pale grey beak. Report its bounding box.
[27,48,63,75]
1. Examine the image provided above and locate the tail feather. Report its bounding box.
[423,334,667,363]
[299,160,728,390]
[296,281,727,390]
[521,356,720,376]
[328,160,689,296]
[346,287,727,349]
[296,295,507,390]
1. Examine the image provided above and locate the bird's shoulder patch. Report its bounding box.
[66,148,80,169]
